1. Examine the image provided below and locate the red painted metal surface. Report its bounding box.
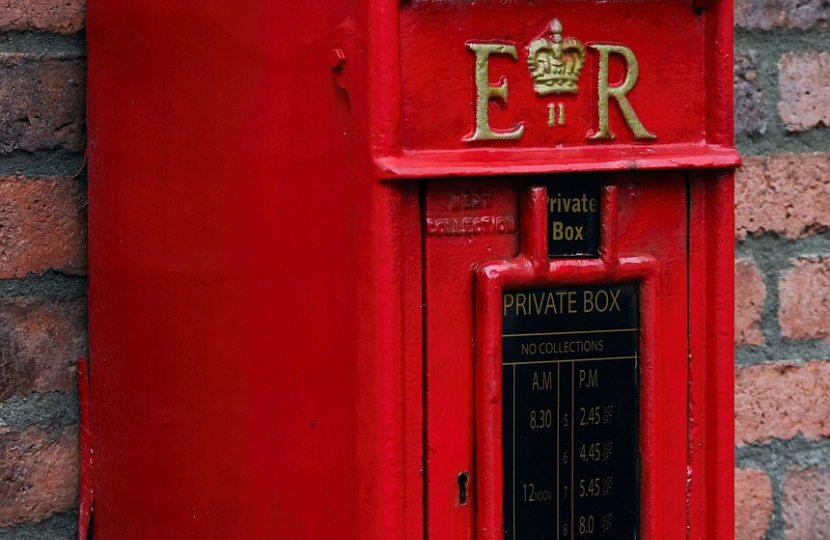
[687,171,736,540]
[86,0,735,537]
[76,357,92,540]
[385,0,739,177]
[400,3,704,150]
[87,2,371,538]
[422,180,521,539]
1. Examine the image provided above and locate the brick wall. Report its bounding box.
[0,0,827,538]
[0,0,87,538]
[733,0,830,537]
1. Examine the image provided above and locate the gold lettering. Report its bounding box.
[553,221,563,240]
[464,42,525,142]
[544,291,557,314]
[588,44,656,141]
[547,103,566,127]
[549,193,599,213]
[608,289,621,311]
[503,293,515,317]
[566,291,576,313]
[551,222,585,242]
[515,292,527,315]
[584,290,595,313]
[579,368,599,388]
[531,292,544,315]
[583,289,622,313]
[504,288,623,317]
[555,291,568,313]
[532,371,553,391]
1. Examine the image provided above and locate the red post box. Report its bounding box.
[86,0,737,538]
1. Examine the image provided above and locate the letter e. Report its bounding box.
[463,42,525,142]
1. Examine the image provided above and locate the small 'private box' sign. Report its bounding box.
[502,284,639,540]
[544,180,601,257]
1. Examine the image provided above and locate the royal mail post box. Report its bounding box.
[86,0,737,538]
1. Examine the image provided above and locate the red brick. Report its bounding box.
[0,0,84,33]
[779,53,830,132]
[783,467,830,540]
[736,0,829,29]
[735,258,766,346]
[0,425,78,526]
[0,176,86,278]
[0,297,85,400]
[735,50,766,137]
[0,55,85,153]
[736,361,830,445]
[780,257,830,340]
[736,468,773,540]
[735,154,830,239]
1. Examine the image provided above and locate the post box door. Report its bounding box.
[422,173,689,540]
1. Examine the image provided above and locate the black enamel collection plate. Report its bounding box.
[502,284,639,540]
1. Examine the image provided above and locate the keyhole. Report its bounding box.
[458,472,469,505]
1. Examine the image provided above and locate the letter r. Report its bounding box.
[589,44,656,141]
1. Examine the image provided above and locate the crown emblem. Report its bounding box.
[526,19,586,95]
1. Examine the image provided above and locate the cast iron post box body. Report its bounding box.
[87,0,736,538]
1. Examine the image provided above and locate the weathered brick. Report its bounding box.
[780,256,830,340]
[779,53,830,132]
[736,0,829,29]
[0,55,85,154]
[735,259,766,346]
[0,297,85,401]
[0,176,87,278]
[735,153,830,239]
[0,425,78,526]
[736,361,830,444]
[783,467,830,540]
[0,0,84,33]
[736,468,773,540]
[735,50,766,137]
